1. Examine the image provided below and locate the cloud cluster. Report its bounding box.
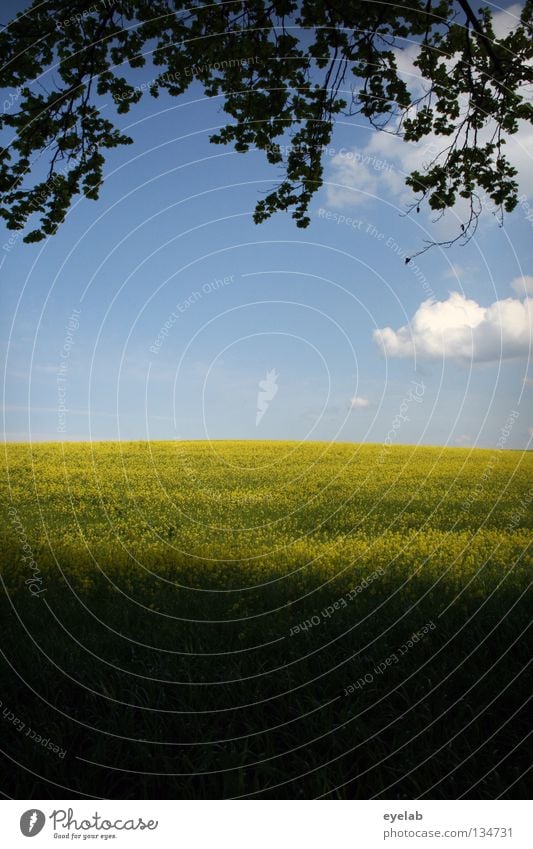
[350,396,370,408]
[511,276,533,297]
[374,291,533,363]
[326,148,405,208]
[327,124,533,217]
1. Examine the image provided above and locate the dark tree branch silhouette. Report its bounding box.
[0,0,531,250]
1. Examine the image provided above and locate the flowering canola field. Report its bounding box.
[1,441,531,799]
[3,440,531,593]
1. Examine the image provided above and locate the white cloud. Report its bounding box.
[443,263,482,281]
[511,276,533,297]
[374,291,533,363]
[326,140,411,209]
[492,3,523,39]
[444,264,465,280]
[326,148,405,207]
[504,125,533,198]
[350,395,370,408]
[327,122,533,213]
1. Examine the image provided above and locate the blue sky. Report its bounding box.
[1,1,532,447]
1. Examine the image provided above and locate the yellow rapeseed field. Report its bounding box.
[1,441,531,798]
[2,440,531,596]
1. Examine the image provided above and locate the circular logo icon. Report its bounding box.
[20,810,46,837]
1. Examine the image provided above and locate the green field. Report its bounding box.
[1,441,531,798]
